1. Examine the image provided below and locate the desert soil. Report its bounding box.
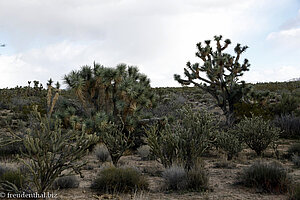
[49,142,298,200]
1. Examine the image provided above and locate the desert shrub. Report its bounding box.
[162,165,187,191]
[236,116,280,156]
[0,141,24,157]
[287,143,300,158]
[91,166,148,193]
[215,130,243,160]
[137,145,150,161]
[176,106,216,170]
[289,183,300,200]
[293,88,300,97]
[0,166,8,177]
[145,123,178,168]
[102,123,133,166]
[272,93,299,116]
[94,144,110,162]
[146,105,215,170]
[239,161,291,194]
[148,91,187,120]
[234,102,273,121]
[4,88,99,193]
[52,176,79,189]
[162,164,209,192]
[292,155,300,167]
[273,115,300,139]
[187,166,209,191]
[0,169,26,192]
[253,81,300,92]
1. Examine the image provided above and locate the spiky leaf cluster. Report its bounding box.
[64,63,155,132]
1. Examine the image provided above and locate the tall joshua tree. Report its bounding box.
[174,35,251,125]
[64,62,155,132]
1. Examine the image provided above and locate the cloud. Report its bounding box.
[0,0,270,50]
[243,65,300,83]
[267,28,300,46]
[0,0,298,88]
[266,8,300,48]
[0,41,94,88]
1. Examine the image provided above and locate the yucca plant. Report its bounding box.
[64,63,155,133]
[174,35,251,125]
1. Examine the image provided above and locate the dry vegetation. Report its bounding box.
[0,87,300,200]
[1,36,300,200]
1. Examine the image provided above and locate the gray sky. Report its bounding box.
[0,0,300,88]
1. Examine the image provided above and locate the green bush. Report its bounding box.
[292,155,300,167]
[0,141,24,157]
[0,170,26,192]
[239,161,291,194]
[146,105,215,170]
[0,166,8,177]
[272,93,299,116]
[236,116,280,156]
[215,130,243,160]
[187,166,209,192]
[287,143,300,158]
[91,166,148,193]
[289,183,300,200]
[102,123,133,166]
[176,106,216,170]
[5,98,99,193]
[234,102,273,121]
[145,123,178,168]
[52,176,79,189]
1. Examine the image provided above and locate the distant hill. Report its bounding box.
[288,77,300,82]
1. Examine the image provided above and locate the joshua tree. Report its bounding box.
[55,81,61,89]
[33,80,39,89]
[47,78,53,87]
[64,62,155,132]
[174,35,251,125]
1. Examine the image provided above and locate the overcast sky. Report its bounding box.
[0,0,300,88]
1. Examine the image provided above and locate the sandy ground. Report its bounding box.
[51,142,298,200]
